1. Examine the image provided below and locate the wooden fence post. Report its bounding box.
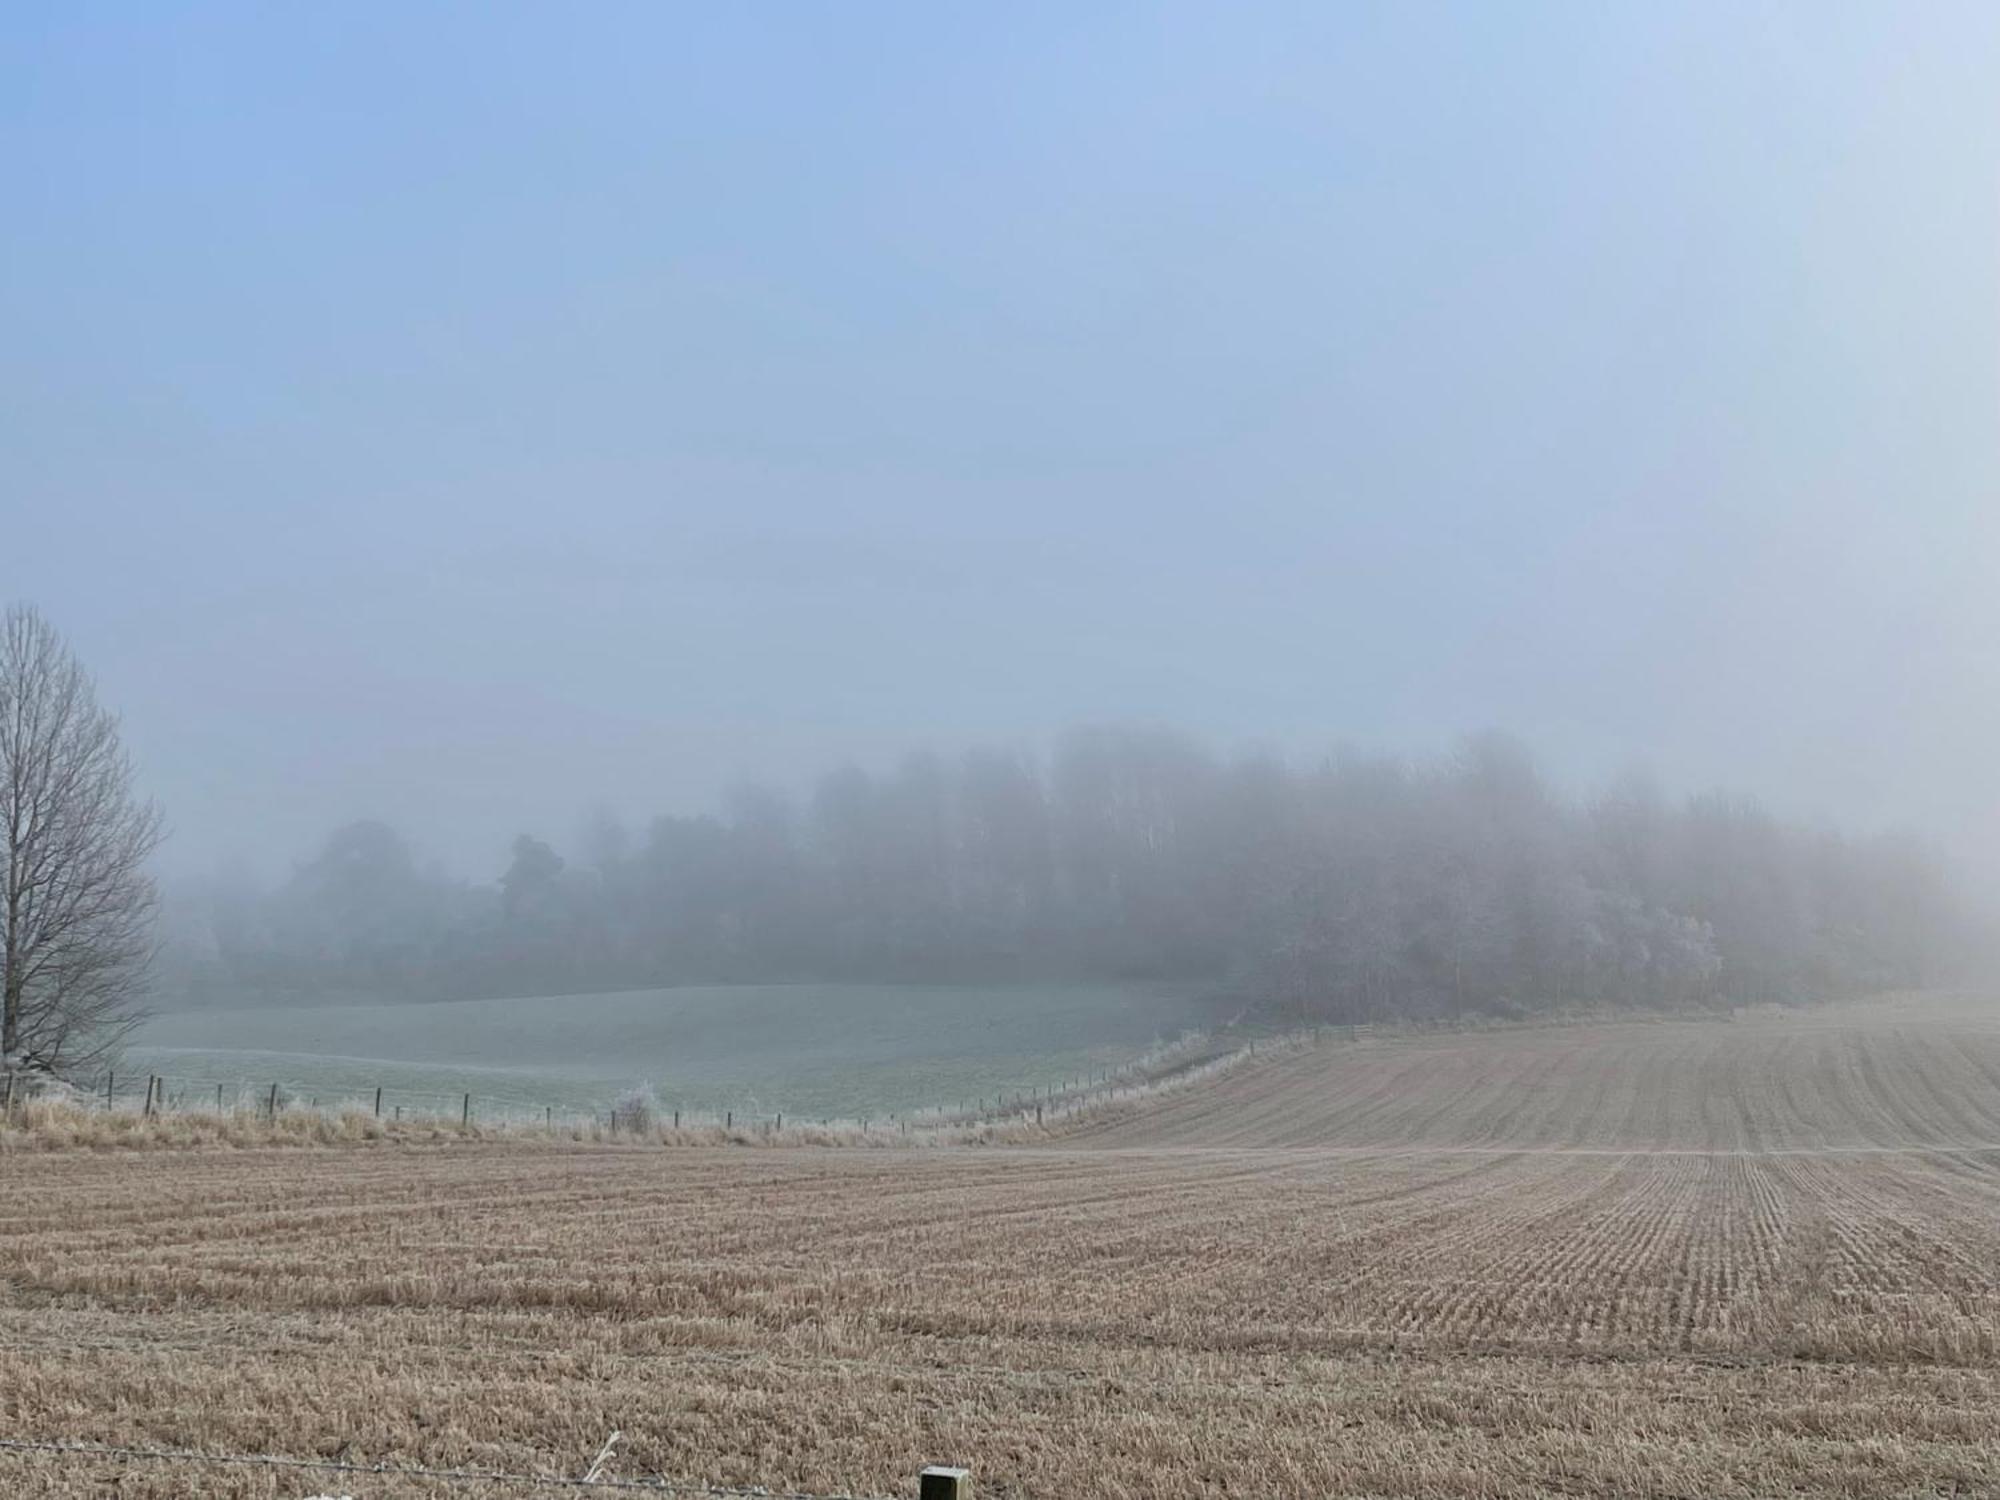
[268,1082,278,1118]
[374,1087,383,1118]
[2,1071,13,1118]
[216,1084,224,1112]
[920,1466,970,1500]
[106,1071,114,1109]
[725,1110,732,1131]
[462,1093,471,1129]
[672,1108,680,1129]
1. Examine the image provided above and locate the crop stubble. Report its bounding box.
[2,998,1997,1497]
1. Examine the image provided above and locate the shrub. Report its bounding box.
[610,1083,658,1135]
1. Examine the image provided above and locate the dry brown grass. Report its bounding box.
[0,1026,1258,1155]
[0,1095,926,1152]
[2,996,1998,1497]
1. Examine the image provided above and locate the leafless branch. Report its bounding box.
[2,604,163,1077]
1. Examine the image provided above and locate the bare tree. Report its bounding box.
[1,605,163,1076]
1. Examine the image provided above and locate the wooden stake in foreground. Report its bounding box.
[920,1466,970,1499]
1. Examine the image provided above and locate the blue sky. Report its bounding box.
[5,3,1998,881]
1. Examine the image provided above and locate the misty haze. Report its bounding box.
[4,6,1998,1499]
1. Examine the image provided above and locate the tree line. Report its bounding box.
[169,728,1973,1020]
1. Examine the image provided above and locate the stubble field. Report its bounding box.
[3,997,1998,1498]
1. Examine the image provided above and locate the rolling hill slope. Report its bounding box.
[1062,997,2000,1152]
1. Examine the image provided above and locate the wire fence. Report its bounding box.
[0,1028,1370,1499]
[2,1023,1364,1141]
[0,1040,1369,1491]
[0,1434,911,1498]
[59,1070,1137,1134]
[76,1070,618,1131]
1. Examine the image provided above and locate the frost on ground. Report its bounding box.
[1,997,1997,1499]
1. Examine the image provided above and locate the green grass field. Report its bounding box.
[122,980,1217,1122]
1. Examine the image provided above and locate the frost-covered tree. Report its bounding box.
[1,605,163,1075]
[185,725,1974,1014]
